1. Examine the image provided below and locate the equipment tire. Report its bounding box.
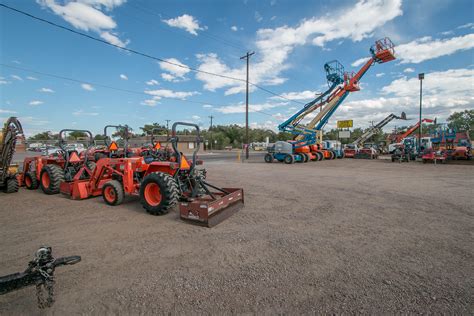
[284,154,294,164]
[40,164,65,195]
[24,171,39,190]
[316,152,323,161]
[102,180,124,206]
[4,177,19,193]
[94,152,107,162]
[303,153,309,162]
[264,153,273,163]
[140,172,178,215]
[329,151,335,160]
[295,153,304,163]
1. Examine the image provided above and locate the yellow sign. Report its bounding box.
[337,120,353,128]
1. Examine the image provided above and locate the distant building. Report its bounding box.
[128,135,204,153]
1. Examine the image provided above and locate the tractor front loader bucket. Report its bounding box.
[179,187,244,228]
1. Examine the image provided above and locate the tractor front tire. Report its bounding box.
[102,180,124,206]
[139,172,179,216]
[284,154,294,164]
[24,171,39,190]
[4,177,19,193]
[40,164,65,195]
[303,153,309,162]
[264,153,273,163]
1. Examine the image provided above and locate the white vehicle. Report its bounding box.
[42,146,62,156]
[388,143,402,154]
[65,143,86,154]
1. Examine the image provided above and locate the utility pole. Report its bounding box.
[208,115,214,151]
[165,119,171,138]
[240,51,255,160]
[418,73,424,152]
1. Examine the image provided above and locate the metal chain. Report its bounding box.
[35,267,55,309]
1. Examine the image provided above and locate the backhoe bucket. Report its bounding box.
[179,188,244,227]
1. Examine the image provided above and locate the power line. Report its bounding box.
[128,2,245,51]
[0,3,304,106]
[0,63,223,108]
[2,63,284,122]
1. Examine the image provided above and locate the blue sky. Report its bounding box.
[1,0,473,136]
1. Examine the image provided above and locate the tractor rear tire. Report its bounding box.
[316,152,323,161]
[329,151,335,160]
[284,154,294,164]
[139,172,179,216]
[264,153,273,163]
[40,164,65,195]
[303,153,309,162]
[4,177,19,193]
[102,180,124,206]
[24,171,39,190]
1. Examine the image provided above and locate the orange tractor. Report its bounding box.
[21,129,96,194]
[60,122,244,227]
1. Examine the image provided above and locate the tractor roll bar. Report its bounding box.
[58,129,93,150]
[103,125,129,154]
[58,129,94,164]
[171,122,201,174]
[150,127,162,147]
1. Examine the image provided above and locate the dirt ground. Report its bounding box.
[0,158,473,314]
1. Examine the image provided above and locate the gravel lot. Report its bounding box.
[0,158,472,314]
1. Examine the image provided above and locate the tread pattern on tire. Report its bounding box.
[40,164,65,195]
[5,177,19,193]
[102,180,124,206]
[139,172,179,216]
[25,171,39,190]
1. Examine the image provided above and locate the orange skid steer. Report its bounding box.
[60,122,244,227]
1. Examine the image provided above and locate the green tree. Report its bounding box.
[447,110,474,138]
[28,131,57,141]
[68,131,87,139]
[139,123,168,136]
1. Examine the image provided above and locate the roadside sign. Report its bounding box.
[337,120,353,128]
[339,130,351,139]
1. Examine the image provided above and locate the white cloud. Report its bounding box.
[330,68,474,130]
[162,14,204,35]
[159,58,190,82]
[100,31,129,48]
[458,22,474,29]
[375,73,385,77]
[141,99,158,107]
[215,102,287,114]
[396,33,474,64]
[351,57,371,67]
[26,76,38,80]
[271,90,320,100]
[38,88,55,93]
[231,25,238,32]
[73,109,99,116]
[196,0,402,95]
[11,75,23,81]
[146,79,159,86]
[37,0,129,47]
[144,89,198,100]
[0,79,10,85]
[191,115,201,120]
[0,109,17,114]
[203,104,213,108]
[403,67,415,73]
[254,11,263,23]
[81,83,95,91]
[119,74,128,80]
[29,100,44,106]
